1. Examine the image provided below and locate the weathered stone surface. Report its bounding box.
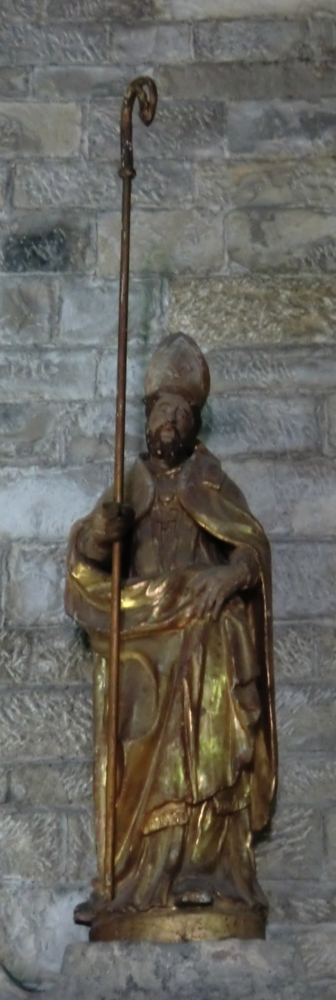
[0,966,28,999]
[0,162,8,208]
[97,210,224,278]
[193,19,310,64]
[62,399,143,465]
[0,0,48,20]
[96,349,148,398]
[158,61,336,103]
[256,804,322,880]
[0,624,92,685]
[52,940,306,1000]
[208,346,336,392]
[0,68,29,97]
[228,208,336,273]
[32,65,129,100]
[0,277,55,346]
[0,686,91,761]
[5,544,66,626]
[10,761,92,807]
[48,0,152,19]
[196,157,336,212]
[14,159,194,210]
[317,627,336,683]
[65,809,96,882]
[205,396,318,457]
[2,210,95,274]
[59,277,163,346]
[223,458,336,537]
[168,276,336,346]
[0,809,62,882]
[0,465,109,541]
[280,755,336,807]
[153,0,336,16]
[272,541,336,618]
[0,882,87,978]
[325,812,336,879]
[297,925,336,981]
[276,684,336,753]
[109,24,192,64]
[0,402,61,466]
[264,880,336,925]
[326,394,336,451]
[0,24,107,66]
[89,100,224,161]
[228,99,336,159]
[274,622,317,682]
[0,102,81,158]
[0,349,96,402]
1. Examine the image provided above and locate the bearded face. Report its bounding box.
[145,392,199,467]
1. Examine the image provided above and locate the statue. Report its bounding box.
[65,332,277,943]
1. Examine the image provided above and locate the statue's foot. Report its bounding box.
[74,895,106,926]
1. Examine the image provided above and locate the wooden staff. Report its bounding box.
[104,77,158,899]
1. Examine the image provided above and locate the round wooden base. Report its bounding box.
[89,901,266,943]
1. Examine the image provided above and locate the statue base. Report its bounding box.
[89,901,266,943]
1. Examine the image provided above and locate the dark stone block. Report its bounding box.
[3,227,69,273]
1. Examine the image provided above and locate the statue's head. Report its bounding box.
[143,333,210,467]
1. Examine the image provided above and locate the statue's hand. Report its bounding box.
[92,501,135,545]
[187,552,257,621]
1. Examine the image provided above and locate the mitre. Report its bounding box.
[144,333,210,410]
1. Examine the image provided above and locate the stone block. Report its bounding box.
[52,940,307,1000]
[264,879,336,925]
[309,15,336,64]
[280,755,336,807]
[0,769,8,803]
[59,277,163,347]
[0,277,55,346]
[14,161,118,210]
[109,24,192,64]
[228,208,336,273]
[193,19,310,63]
[30,624,93,684]
[168,276,336,347]
[0,628,32,685]
[153,0,336,16]
[96,349,149,398]
[48,0,152,19]
[204,396,318,458]
[65,809,96,882]
[196,158,336,212]
[0,685,92,762]
[272,541,336,618]
[10,761,92,807]
[0,0,48,19]
[5,544,66,626]
[0,69,29,97]
[0,402,61,466]
[0,808,63,882]
[276,684,336,753]
[89,100,224,161]
[208,347,336,392]
[62,399,144,465]
[256,804,322,881]
[325,811,336,879]
[228,99,336,160]
[158,62,336,103]
[293,926,336,982]
[0,102,81,158]
[0,162,8,207]
[317,627,336,683]
[2,210,96,274]
[0,882,87,978]
[326,394,336,451]
[222,457,336,538]
[0,349,96,402]
[0,465,109,542]
[0,23,107,66]
[273,623,318,683]
[97,210,224,278]
[32,65,129,100]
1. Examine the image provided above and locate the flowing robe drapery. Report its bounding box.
[65,444,276,908]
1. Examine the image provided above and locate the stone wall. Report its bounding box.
[0,0,336,992]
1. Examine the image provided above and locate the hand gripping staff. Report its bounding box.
[104,78,158,899]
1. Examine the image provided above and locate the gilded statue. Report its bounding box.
[65,333,277,942]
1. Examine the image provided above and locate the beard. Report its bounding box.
[146,424,194,466]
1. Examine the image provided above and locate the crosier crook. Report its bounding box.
[104,78,158,899]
